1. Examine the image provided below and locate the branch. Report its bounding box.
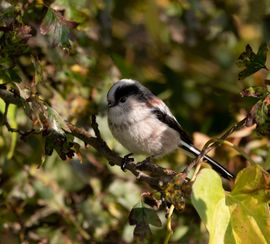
[0,88,24,106]
[186,117,248,180]
[0,87,177,191]
[0,90,37,136]
[0,85,242,210]
[66,122,177,189]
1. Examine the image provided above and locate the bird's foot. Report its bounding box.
[121,153,134,171]
[136,156,153,170]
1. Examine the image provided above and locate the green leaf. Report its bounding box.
[40,8,56,35]
[40,8,78,49]
[252,94,270,136]
[7,104,17,159]
[44,129,63,156]
[44,128,76,160]
[237,43,268,80]
[191,166,270,244]
[0,6,16,27]
[0,101,17,159]
[240,86,267,98]
[46,106,70,133]
[191,168,230,241]
[0,68,21,83]
[108,180,141,209]
[129,201,162,239]
[129,202,162,227]
[54,0,88,23]
[32,57,43,84]
[134,223,151,240]
[44,106,76,160]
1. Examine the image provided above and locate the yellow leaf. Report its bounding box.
[192,166,270,244]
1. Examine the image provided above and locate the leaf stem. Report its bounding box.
[164,204,175,244]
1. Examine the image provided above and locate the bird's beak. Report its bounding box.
[108,101,114,108]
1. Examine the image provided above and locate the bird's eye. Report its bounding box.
[119,97,126,103]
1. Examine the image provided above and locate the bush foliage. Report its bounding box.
[0,0,270,243]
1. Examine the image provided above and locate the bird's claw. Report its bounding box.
[121,153,134,171]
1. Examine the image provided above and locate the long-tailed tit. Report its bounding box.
[107,79,234,180]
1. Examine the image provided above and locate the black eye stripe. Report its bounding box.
[114,84,140,103]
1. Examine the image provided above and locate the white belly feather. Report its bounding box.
[108,109,180,156]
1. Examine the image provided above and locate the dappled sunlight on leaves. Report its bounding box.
[1,0,270,243]
[192,166,270,244]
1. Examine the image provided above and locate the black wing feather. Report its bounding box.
[152,108,234,180]
[152,108,193,144]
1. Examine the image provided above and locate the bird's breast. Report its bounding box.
[108,113,180,156]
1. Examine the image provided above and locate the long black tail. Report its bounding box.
[179,140,234,180]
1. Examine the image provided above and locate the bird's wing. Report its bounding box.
[149,99,234,180]
[151,107,193,144]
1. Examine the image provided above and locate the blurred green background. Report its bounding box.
[0,0,270,243]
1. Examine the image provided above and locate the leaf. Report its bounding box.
[46,106,70,133]
[191,168,229,240]
[129,201,162,239]
[108,180,141,209]
[134,223,151,240]
[44,129,64,156]
[32,57,43,84]
[0,101,17,159]
[240,86,267,98]
[248,94,270,136]
[40,8,78,48]
[237,43,268,80]
[7,104,17,159]
[0,68,22,83]
[44,129,76,160]
[129,202,162,227]
[40,8,56,35]
[43,106,76,160]
[191,166,270,244]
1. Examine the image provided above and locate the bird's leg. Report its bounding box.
[121,153,134,171]
[136,156,153,170]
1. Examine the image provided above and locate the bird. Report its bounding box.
[106,79,234,180]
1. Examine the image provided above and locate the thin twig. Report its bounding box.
[91,114,102,139]
[66,122,176,190]
[0,89,24,106]
[2,102,38,136]
[185,118,248,178]
[164,204,175,244]
[1,85,241,195]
